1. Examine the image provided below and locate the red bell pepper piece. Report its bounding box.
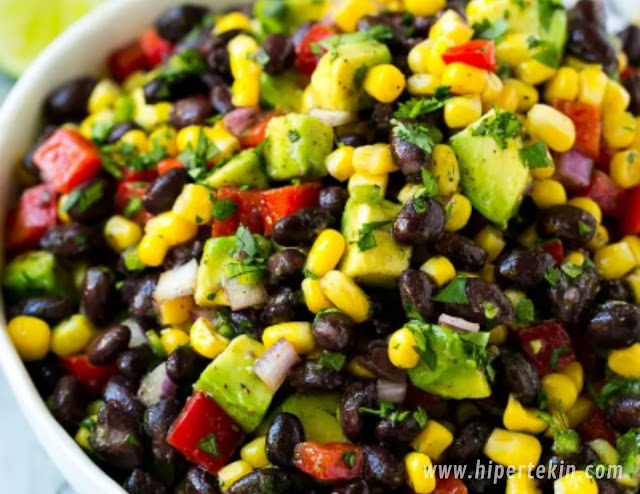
[157,158,186,175]
[576,410,616,447]
[138,29,174,67]
[442,40,497,71]
[115,181,151,225]
[6,184,57,251]
[296,24,335,77]
[108,41,148,82]
[578,170,623,219]
[239,110,284,149]
[434,477,468,494]
[62,355,117,396]
[121,166,158,182]
[539,239,564,266]
[211,187,264,237]
[167,391,245,474]
[517,321,576,375]
[622,185,640,235]
[260,181,321,235]
[551,99,601,160]
[293,442,364,482]
[33,129,103,194]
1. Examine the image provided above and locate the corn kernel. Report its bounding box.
[7,316,51,361]
[503,395,548,434]
[407,74,442,96]
[404,452,436,494]
[627,269,640,303]
[51,315,95,357]
[173,184,214,225]
[88,79,120,114]
[149,126,177,157]
[483,428,542,469]
[631,118,640,151]
[504,289,527,310]
[567,197,602,224]
[531,179,567,208]
[138,234,169,267]
[160,328,190,355]
[388,328,420,369]
[57,195,71,224]
[398,183,422,204]
[326,146,355,182]
[530,162,556,180]
[544,67,580,102]
[516,59,557,86]
[505,79,538,112]
[104,215,143,252]
[493,83,520,113]
[119,129,149,153]
[412,420,453,460]
[496,33,532,66]
[408,41,433,75]
[263,322,316,354]
[554,471,598,494]
[588,224,609,251]
[444,193,472,231]
[363,64,406,103]
[348,172,388,196]
[347,356,376,379]
[527,104,576,152]
[306,229,346,278]
[218,460,254,492]
[608,343,640,378]
[427,37,456,76]
[624,236,640,266]
[441,62,488,95]
[488,324,508,344]
[190,317,229,359]
[578,68,608,105]
[559,361,584,393]
[430,144,460,197]
[353,144,399,175]
[603,112,637,149]
[541,373,578,411]
[301,278,334,314]
[333,0,378,32]
[506,474,542,494]
[421,256,456,286]
[146,212,198,246]
[75,423,93,451]
[78,109,114,139]
[320,270,371,323]
[444,95,482,128]
[232,76,261,107]
[228,34,260,78]
[611,149,640,190]
[481,72,503,104]
[406,0,445,17]
[158,296,194,326]
[565,251,586,267]
[214,12,252,35]
[594,241,637,280]
[603,79,631,113]
[240,437,269,469]
[518,225,540,248]
[429,10,473,45]
[474,226,505,262]
[566,396,596,429]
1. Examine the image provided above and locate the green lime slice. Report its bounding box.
[0,0,106,77]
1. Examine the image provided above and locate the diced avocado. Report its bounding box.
[407,323,492,400]
[340,186,411,287]
[310,41,391,112]
[204,149,269,189]
[256,393,347,443]
[254,0,329,35]
[264,113,334,180]
[449,110,530,228]
[195,335,274,432]
[194,235,272,307]
[467,0,567,60]
[260,71,305,112]
[3,251,71,301]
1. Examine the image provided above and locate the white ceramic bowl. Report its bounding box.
[0,1,241,492]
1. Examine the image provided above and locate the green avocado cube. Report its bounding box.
[260,71,305,112]
[204,149,269,189]
[254,0,329,35]
[3,251,71,301]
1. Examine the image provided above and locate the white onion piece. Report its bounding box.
[223,106,261,137]
[377,379,407,404]
[224,277,268,311]
[438,314,480,333]
[153,259,198,305]
[254,338,300,391]
[122,318,147,348]
[309,108,359,127]
[137,363,176,407]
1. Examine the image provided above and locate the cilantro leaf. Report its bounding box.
[353,65,368,90]
[519,141,551,169]
[431,276,469,304]
[549,345,571,370]
[413,407,428,428]
[318,352,347,372]
[560,261,583,278]
[394,87,452,119]
[578,221,593,235]
[544,266,562,286]
[471,108,522,149]
[123,197,143,219]
[391,119,443,155]
[197,432,220,457]
[617,429,640,476]
[413,169,440,213]
[234,225,258,258]
[473,18,509,41]
[61,181,104,213]
[355,221,392,251]
[515,298,535,324]
[538,0,564,31]
[178,129,219,181]
[597,379,640,409]
[339,451,356,468]
[212,198,238,221]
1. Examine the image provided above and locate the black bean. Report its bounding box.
[390,122,430,178]
[227,468,301,494]
[44,76,96,123]
[619,25,640,67]
[66,177,117,223]
[537,205,596,247]
[8,296,73,324]
[143,167,190,215]
[329,481,370,494]
[186,466,221,494]
[107,121,140,144]
[267,249,306,287]
[288,361,345,391]
[312,311,355,353]
[399,269,436,320]
[465,466,506,494]
[596,479,624,494]
[587,301,640,348]
[598,279,634,304]
[499,351,540,406]
[260,34,296,75]
[319,186,350,220]
[82,266,115,326]
[361,340,407,382]
[103,375,145,419]
[51,375,86,430]
[164,232,208,270]
[144,398,182,462]
[393,199,445,245]
[375,416,422,446]
[230,308,264,340]
[40,223,104,257]
[340,382,377,441]
[373,102,394,141]
[607,395,640,431]
[266,412,305,466]
[272,208,335,246]
[156,5,210,42]
[448,418,492,463]
[121,274,159,319]
[337,133,369,148]
[444,278,514,326]
[624,73,640,116]
[548,263,600,325]
[117,345,154,382]
[170,97,214,128]
[144,73,210,104]
[125,469,168,494]
[261,288,305,325]
[495,248,556,289]
[210,84,234,114]
[88,325,131,366]
[26,353,63,397]
[362,445,404,488]
[166,345,208,385]
[206,46,232,76]
[433,232,488,271]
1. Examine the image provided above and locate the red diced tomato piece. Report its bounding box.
[551,99,601,160]
[296,24,335,77]
[167,391,245,474]
[138,29,174,67]
[62,355,117,396]
[121,167,158,182]
[576,410,616,446]
[434,477,468,494]
[211,187,264,237]
[115,181,150,225]
[578,170,623,219]
[260,182,321,235]
[33,129,102,194]
[517,321,576,375]
[442,40,497,71]
[539,239,564,266]
[623,185,640,236]
[6,184,57,251]
[108,41,148,82]
[157,158,186,175]
[239,110,284,149]
[293,442,364,482]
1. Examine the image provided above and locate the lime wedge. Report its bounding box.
[0,0,106,77]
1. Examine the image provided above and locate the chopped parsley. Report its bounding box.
[100,140,168,178]
[360,401,421,425]
[339,451,357,468]
[560,260,584,278]
[549,345,571,370]
[212,198,238,221]
[225,225,267,281]
[431,276,469,304]
[578,221,593,235]
[413,407,428,428]
[544,266,562,286]
[360,400,395,419]
[515,298,535,324]
[413,168,440,213]
[393,86,452,119]
[519,141,551,169]
[471,108,522,149]
[355,220,392,251]
[197,432,220,457]
[472,18,509,42]
[61,181,104,214]
[123,197,143,219]
[318,352,347,372]
[391,119,443,155]
[178,128,219,181]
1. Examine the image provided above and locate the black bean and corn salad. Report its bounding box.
[5,0,640,493]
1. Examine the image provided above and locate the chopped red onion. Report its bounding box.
[223,277,268,311]
[254,338,300,391]
[137,363,176,407]
[438,314,480,333]
[555,149,594,190]
[377,379,407,404]
[122,317,147,348]
[153,259,198,305]
[223,106,261,137]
